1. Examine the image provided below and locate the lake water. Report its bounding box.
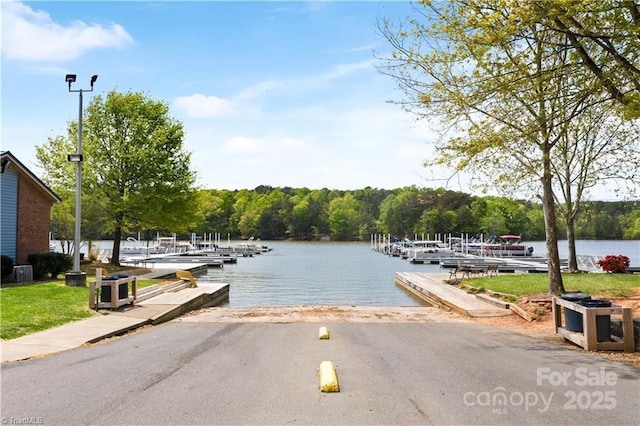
[200,241,435,307]
[76,239,639,307]
[199,239,640,307]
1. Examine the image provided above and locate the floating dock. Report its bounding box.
[143,255,224,268]
[438,256,554,273]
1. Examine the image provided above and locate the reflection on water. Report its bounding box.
[200,241,436,307]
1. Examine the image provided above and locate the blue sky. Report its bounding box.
[3,0,454,192]
[1,1,632,200]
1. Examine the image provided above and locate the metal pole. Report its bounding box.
[73,89,83,272]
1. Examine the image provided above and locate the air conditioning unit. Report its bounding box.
[9,265,33,283]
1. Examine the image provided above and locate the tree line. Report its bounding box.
[76,185,640,242]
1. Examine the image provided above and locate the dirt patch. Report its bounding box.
[178,305,469,324]
[471,305,640,368]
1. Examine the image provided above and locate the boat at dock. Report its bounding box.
[404,240,456,264]
[121,237,166,256]
[121,235,194,256]
[480,235,534,257]
[119,235,273,267]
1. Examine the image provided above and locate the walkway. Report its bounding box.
[395,272,513,317]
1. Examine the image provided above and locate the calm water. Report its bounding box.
[201,240,639,307]
[200,241,435,307]
[76,239,639,307]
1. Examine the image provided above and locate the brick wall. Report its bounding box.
[16,176,52,264]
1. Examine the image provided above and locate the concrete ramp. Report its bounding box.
[395,272,512,318]
[138,283,229,324]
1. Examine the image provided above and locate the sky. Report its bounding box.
[2,0,452,192]
[0,1,633,200]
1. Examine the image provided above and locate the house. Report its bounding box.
[0,151,61,266]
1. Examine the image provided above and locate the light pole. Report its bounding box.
[64,74,98,287]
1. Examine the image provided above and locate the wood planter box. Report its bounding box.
[552,296,635,353]
[89,268,137,309]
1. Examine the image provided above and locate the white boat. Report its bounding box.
[121,237,166,256]
[121,235,194,257]
[480,235,533,257]
[405,240,456,264]
[449,236,484,255]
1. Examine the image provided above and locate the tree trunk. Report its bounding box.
[566,217,579,272]
[541,159,565,295]
[110,226,122,266]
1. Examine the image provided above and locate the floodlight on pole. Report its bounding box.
[65,74,98,287]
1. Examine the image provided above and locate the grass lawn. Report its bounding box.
[1,276,164,340]
[464,273,640,298]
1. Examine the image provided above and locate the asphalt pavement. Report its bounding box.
[2,321,638,425]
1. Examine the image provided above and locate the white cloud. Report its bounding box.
[173,94,234,118]
[222,136,308,155]
[1,1,133,62]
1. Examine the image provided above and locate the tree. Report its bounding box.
[418,208,457,235]
[531,1,640,117]
[289,195,311,238]
[377,1,582,294]
[49,187,75,255]
[378,188,423,238]
[256,189,290,239]
[327,193,362,240]
[552,103,640,270]
[36,90,200,265]
[622,207,640,239]
[232,190,259,238]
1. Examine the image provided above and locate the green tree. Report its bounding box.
[531,1,640,117]
[193,189,237,236]
[256,189,290,239]
[417,208,457,236]
[36,90,199,265]
[378,1,581,293]
[49,187,75,254]
[232,190,259,238]
[525,206,547,241]
[307,189,332,238]
[552,104,640,270]
[327,193,361,240]
[622,208,640,239]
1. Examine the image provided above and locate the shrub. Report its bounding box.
[597,254,630,273]
[50,253,73,277]
[27,253,73,279]
[1,255,14,279]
